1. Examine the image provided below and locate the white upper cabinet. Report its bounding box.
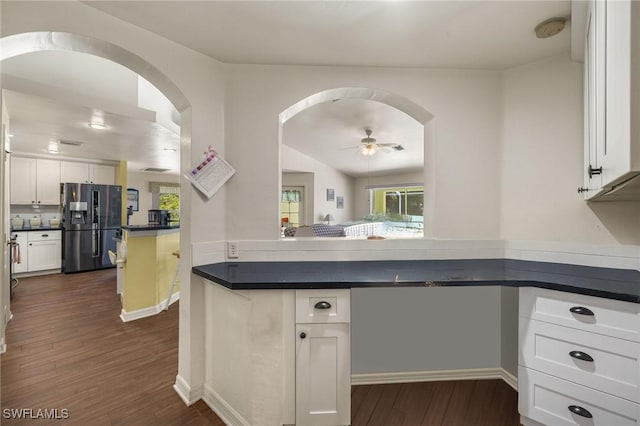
[582,0,640,200]
[10,157,60,205]
[60,161,115,185]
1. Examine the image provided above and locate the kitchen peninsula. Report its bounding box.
[119,224,180,322]
[193,259,640,426]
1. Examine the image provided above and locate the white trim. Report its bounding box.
[120,292,180,322]
[192,239,640,271]
[203,383,250,426]
[0,337,5,354]
[351,368,518,390]
[173,374,203,406]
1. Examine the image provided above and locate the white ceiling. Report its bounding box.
[2,1,572,175]
[85,1,571,70]
[284,99,423,177]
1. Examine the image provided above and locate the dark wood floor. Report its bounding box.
[352,380,520,426]
[1,270,223,425]
[2,270,520,426]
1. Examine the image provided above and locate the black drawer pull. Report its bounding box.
[41,234,49,237]
[299,332,306,339]
[568,405,593,419]
[569,351,594,362]
[314,301,331,310]
[570,306,594,316]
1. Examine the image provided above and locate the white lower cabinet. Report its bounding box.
[295,289,351,426]
[519,287,640,426]
[25,231,61,272]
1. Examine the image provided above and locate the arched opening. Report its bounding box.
[279,87,435,239]
[0,31,193,382]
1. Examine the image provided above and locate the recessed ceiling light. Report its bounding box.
[47,140,60,154]
[164,148,177,152]
[88,121,107,130]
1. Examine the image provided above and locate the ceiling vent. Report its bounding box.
[59,139,84,146]
[142,167,171,173]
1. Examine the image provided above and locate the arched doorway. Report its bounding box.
[0,30,194,401]
[279,87,435,238]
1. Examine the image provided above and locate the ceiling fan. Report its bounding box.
[358,129,404,156]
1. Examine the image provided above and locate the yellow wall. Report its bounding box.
[122,230,180,312]
[116,160,128,226]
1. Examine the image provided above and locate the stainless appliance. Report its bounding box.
[148,209,169,226]
[61,183,122,273]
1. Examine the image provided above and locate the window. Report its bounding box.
[368,185,423,235]
[150,182,180,222]
[281,187,303,228]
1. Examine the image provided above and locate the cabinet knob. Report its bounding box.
[314,301,332,310]
[569,350,594,362]
[299,332,307,339]
[568,405,592,419]
[569,306,595,316]
[588,165,602,178]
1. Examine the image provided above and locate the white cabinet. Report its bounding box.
[60,161,115,185]
[10,157,60,205]
[26,231,61,272]
[582,0,640,200]
[11,232,28,274]
[518,287,640,425]
[295,289,350,426]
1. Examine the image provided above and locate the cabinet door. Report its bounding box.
[12,233,28,274]
[296,323,350,426]
[602,0,633,187]
[583,0,606,198]
[60,161,89,184]
[10,157,36,204]
[27,240,61,271]
[36,159,60,205]
[90,164,115,185]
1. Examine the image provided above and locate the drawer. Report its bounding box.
[519,367,640,426]
[296,289,350,323]
[520,318,640,402]
[27,230,61,241]
[520,287,640,342]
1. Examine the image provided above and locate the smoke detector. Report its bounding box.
[535,17,567,39]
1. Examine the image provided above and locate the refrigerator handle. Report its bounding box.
[92,189,101,258]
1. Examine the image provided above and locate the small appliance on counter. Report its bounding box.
[148,209,170,226]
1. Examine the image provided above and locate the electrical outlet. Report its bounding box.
[227,241,239,259]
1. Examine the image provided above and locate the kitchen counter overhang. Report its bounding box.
[193,259,640,303]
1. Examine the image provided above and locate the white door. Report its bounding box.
[2,93,12,350]
[60,161,89,184]
[296,323,351,426]
[27,240,61,272]
[10,157,36,205]
[36,159,61,205]
[89,164,115,185]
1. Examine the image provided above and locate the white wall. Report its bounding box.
[225,64,503,241]
[282,144,355,225]
[126,171,179,226]
[500,54,640,245]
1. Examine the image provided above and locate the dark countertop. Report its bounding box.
[192,259,640,303]
[11,226,62,232]
[122,224,180,231]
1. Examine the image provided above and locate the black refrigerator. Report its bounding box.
[61,183,122,273]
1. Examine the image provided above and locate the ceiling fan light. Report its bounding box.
[360,144,378,156]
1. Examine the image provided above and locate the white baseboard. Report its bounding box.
[352,368,518,390]
[120,291,180,322]
[203,384,250,426]
[173,374,203,406]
